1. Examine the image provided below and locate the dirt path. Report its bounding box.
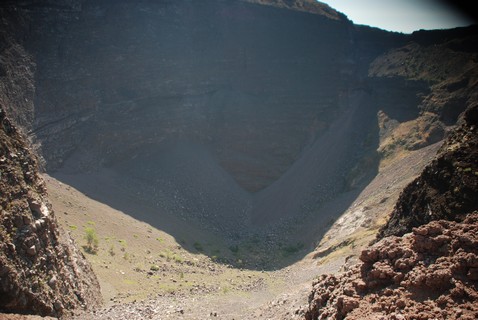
[68,255,343,320]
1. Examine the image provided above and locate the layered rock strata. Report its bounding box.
[0,106,101,317]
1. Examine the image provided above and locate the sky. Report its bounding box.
[319,0,476,33]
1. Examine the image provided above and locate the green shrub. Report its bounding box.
[173,255,184,263]
[150,265,160,271]
[118,239,127,252]
[84,227,99,254]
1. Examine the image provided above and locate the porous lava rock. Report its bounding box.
[305,213,478,320]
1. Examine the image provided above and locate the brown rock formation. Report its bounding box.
[305,213,478,320]
[0,106,101,317]
[241,0,344,19]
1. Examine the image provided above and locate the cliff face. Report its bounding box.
[0,6,36,132]
[29,0,355,191]
[0,106,101,317]
[305,104,478,320]
[18,0,404,232]
[1,5,101,316]
[2,0,476,235]
[377,104,478,239]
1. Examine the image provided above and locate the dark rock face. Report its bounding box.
[369,26,478,126]
[1,0,477,236]
[17,0,403,231]
[29,0,356,191]
[0,106,101,316]
[378,104,478,239]
[0,6,36,132]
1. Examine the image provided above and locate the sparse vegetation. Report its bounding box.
[158,249,183,263]
[118,239,127,252]
[173,254,184,263]
[123,252,130,261]
[150,265,160,271]
[84,227,99,254]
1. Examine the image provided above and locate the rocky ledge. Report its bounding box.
[0,106,101,317]
[304,105,478,320]
[378,104,478,239]
[305,213,478,320]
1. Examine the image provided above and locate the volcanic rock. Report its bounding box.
[0,106,101,317]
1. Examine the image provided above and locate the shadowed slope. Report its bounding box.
[251,89,377,226]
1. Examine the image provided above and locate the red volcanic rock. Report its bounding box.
[305,213,478,320]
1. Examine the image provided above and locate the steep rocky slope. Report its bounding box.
[0,5,36,131]
[1,1,475,229]
[243,0,343,19]
[20,1,476,236]
[28,0,357,191]
[305,105,478,320]
[306,25,478,276]
[14,0,405,237]
[0,106,101,316]
[378,104,478,239]
[369,26,478,165]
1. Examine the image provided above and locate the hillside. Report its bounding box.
[378,104,478,239]
[0,0,477,318]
